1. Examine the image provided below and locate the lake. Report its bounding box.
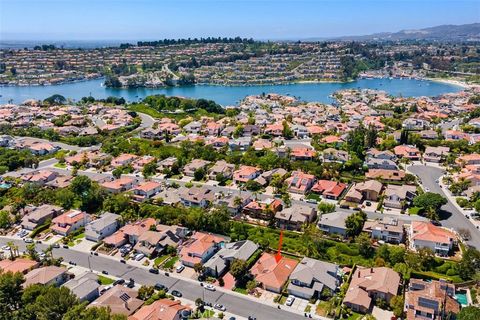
[0,78,463,106]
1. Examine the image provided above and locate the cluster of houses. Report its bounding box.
[0,102,134,135]
[0,256,192,319]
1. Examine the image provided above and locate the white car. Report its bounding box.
[204,284,216,291]
[176,265,185,273]
[134,253,145,261]
[285,296,295,306]
[1,245,10,252]
[24,238,33,243]
[214,304,226,311]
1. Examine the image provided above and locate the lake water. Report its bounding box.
[0,78,463,106]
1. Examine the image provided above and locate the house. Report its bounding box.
[419,130,439,140]
[323,148,349,163]
[290,147,316,160]
[403,118,430,130]
[405,279,460,320]
[365,169,405,181]
[344,180,383,203]
[183,159,211,177]
[204,240,258,277]
[158,157,178,172]
[85,212,121,242]
[63,271,100,302]
[233,166,261,184]
[0,258,39,274]
[104,218,157,247]
[365,158,398,170]
[183,121,202,134]
[100,177,136,193]
[292,124,309,138]
[424,146,450,163]
[394,145,421,160]
[51,209,90,236]
[264,123,284,136]
[311,180,347,200]
[229,137,252,151]
[286,171,316,194]
[179,186,215,208]
[89,285,143,316]
[21,170,58,186]
[343,267,400,313]
[254,168,288,186]
[250,253,298,293]
[456,153,480,166]
[287,257,339,299]
[362,218,404,244]
[208,160,235,180]
[178,232,225,267]
[21,204,63,230]
[111,153,138,168]
[243,198,283,220]
[408,221,456,256]
[134,224,188,257]
[383,184,416,209]
[24,266,68,287]
[275,204,317,231]
[129,298,190,320]
[131,181,162,201]
[317,211,352,237]
[214,194,252,215]
[243,124,260,136]
[366,148,396,161]
[252,138,273,151]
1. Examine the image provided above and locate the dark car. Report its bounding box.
[120,259,126,264]
[171,290,182,297]
[149,268,159,274]
[154,283,168,292]
[365,201,372,206]
[62,245,69,249]
[126,280,135,288]
[101,270,109,275]
[113,279,125,286]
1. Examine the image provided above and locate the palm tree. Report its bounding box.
[6,241,17,260]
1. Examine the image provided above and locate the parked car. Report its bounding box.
[113,279,125,285]
[204,284,216,291]
[24,238,33,243]
[120,259,126,264]
[214,304,226,311]
[134,253,145,261]
[52,243,60,248]
[149,268,159,274]
[171,290,182,297]
[285,296,295,306]
[154,283,168,292]
[101,270,109,275]
[176,265,185,273]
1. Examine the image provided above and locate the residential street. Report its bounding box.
[409,164,480,249]
[0,237,310,320]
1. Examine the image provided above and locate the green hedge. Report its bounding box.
[30,219,52,238]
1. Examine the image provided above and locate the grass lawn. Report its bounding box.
[154,254,170,267]
[408,206,423,215]
[54,163,67,168]
[306,193,322,202]
[73,232,85,240]
[347,312,363,320]
[163,256,178,269]
[316,300,333,316]
[98,275,115,285]
[233,287,247,295]
[200,309,215,318]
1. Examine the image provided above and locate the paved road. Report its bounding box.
[0,238,307,320]
[409,165,480,249]
[137,112,155,129]
[13,136,93,152]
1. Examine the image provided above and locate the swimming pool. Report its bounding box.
[455,292,468,306]
[0,183,11,189]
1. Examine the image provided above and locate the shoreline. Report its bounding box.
[426,77,471,89]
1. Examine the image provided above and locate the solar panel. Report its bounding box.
[119,293,130,302]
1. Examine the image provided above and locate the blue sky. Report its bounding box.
[0,0,478,40]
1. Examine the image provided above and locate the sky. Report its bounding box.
[0,0,478,41]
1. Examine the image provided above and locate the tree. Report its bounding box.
[0,271,24,316]
[230,259,248,282]
[356,233,374,258]
[138,285,155,300]
[55,188,75,209]
[457,248,480,280]
[318,202,336,215]
[413,192,447,220]
[246,280,257,293]
[245,180,262,192]
[0,211,11,229]
[142,162,157,178]
[26,243,38,261]
[70,175,92,195]
[28,286,79,320]
[64,305,127,320]
[458,306,480,320]
[345,211,367,237]
[194,168,205,181]
[43,94,66,105]
[112,168,123,179]
[390,295,405,318]
[193,263,205,275]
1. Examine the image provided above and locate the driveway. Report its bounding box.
[408,164,480,249]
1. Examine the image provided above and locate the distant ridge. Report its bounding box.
[326,23,480,42]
